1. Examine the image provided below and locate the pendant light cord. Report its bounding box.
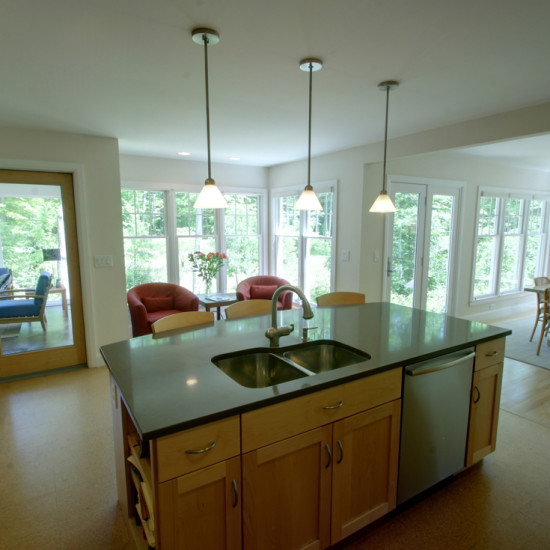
[382,84,390,193]
[307,62,313,190]
[202,34,212,182]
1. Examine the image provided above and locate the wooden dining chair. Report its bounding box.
[224,299,272,319]
[316,291,365,307]
[529,277,550,341]
[151,311,215,334]
[536,288,550,355]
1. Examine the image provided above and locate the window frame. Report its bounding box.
[121,181,268,293]
[270,180,337,300]
[471,187,550,302]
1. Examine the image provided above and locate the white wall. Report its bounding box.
[0,126,128,367]
[270,101,550,320]
[120,155,268,189]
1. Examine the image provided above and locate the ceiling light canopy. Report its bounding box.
[192,27,227,209]
[369,80,399,213]
[294,58,323,211]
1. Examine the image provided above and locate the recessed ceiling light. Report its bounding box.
[178,151,191,156]
[229,157,241,161]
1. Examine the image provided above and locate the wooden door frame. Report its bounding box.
[0,169,87,377]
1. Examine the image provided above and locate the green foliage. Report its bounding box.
[0,196,62,288]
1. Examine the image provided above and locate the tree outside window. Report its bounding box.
[122,188,264,293]
[273,185,335,302]
[121,189,167,290]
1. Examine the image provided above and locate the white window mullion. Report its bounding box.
[165,190,179,284]
[493,198,505,296]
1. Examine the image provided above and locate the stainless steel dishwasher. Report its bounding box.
[397,347,476,505]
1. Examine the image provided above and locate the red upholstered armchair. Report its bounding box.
[127,283,199,337]
[236,276,293,310]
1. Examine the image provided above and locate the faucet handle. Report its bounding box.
[302,326,318,342]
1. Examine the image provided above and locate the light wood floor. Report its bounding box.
[0,358,549,550]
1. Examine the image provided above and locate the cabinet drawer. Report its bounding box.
[153,416,240,483]
[241,368,402,453]
[475,338,506,371]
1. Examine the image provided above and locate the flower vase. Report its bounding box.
[204,279,212,296]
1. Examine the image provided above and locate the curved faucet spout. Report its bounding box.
[265,285,314,348]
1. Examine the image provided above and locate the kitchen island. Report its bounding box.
[101,302,510,550]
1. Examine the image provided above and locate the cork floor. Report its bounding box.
[0,358,549,550]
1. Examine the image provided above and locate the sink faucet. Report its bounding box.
[265,285,314,347]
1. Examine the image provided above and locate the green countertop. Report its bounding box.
[100,302,510,441]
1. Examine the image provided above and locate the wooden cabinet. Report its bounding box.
[466,339,505,466]
[331,399,401,544]
[241,369,402,550]
[157,457,242,550]
[242,426,332,550]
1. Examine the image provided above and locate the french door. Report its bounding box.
[384,180,462,314]
[0,170,86,378]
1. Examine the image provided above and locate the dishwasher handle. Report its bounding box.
[406,351,476,376]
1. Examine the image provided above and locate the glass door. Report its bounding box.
[0,170,86,378]
[385,181,461,314]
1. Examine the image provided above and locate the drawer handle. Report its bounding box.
[337,439,344,464]
[485,351,498,357]
[325,444,332,468]
[322,400,344,410]
[232,479,238,508]
[185,441,217,455]
[473,385,481,404]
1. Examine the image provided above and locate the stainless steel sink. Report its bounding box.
[283,342,370,374]
[213,352,308,388]
[213,340,370,388]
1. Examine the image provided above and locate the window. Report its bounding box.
[223,194,262,292]
[122,187,265,293]
[121,189,167,289]
[272,183,336,301]
[472,190,550,300]
[523,200,548,282]
[175,191,217,293]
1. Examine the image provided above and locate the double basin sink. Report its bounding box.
[212,340,370,388]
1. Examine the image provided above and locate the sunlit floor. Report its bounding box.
[0,358,549,550]
[0,302,73,356]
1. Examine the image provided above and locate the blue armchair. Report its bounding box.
[0,267,12,295]
[0,272,52,331]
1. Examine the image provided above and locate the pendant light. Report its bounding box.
[294,58,323,211]
[192,27,227,209]
[369,80,399,213]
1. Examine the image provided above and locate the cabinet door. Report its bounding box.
[242,425,332,550]
[157,457,241,550]
[466,362,503,466]
[331,400,401,545]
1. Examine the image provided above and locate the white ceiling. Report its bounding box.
[3,0,550,169]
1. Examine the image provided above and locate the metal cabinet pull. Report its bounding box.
[337,440,344,464]
[232,479,238,508]
[473,385,481,404]
[485,351,498,357]
[322,400,344,410]
[185,441,217,454]
[325,444,332,468]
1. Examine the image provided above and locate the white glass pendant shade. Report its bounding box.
[295,185,323,211]
[369,190,396,213]
[193,179,228,209]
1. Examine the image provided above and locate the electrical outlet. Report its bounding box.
[341,249,350,262]
[94,254,113,268]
